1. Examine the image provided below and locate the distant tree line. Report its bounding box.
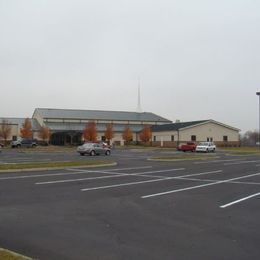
[82,121,152,145]
[240,130,259,146]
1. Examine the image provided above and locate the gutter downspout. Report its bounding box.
[177,129,180,147]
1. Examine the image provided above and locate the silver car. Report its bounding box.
[77,143,111,156]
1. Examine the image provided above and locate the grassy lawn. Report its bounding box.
[220,147,260,155]
[0,160,115,171]
[0,248,32,260]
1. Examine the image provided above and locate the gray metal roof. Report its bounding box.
[34,108,172,123]
[151,120,240,132]
[151,120,210,132]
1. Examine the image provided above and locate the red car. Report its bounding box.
[177,142,197,152]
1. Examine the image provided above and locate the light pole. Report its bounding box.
[256,92,260,148]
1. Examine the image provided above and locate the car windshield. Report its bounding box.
[83,143,94,148]
[198,142,208,146]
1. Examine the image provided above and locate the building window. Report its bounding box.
[207,137,213,142]
[223,136,228,142]
[191,135,196,141]
[153,136,156,142]
[171,135,174,141]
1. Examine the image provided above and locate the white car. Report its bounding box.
[195,142,216,153]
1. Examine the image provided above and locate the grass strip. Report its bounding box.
[0,248,32,260]
[149,155,218,161]
[220,147,260,155]
[0,160,114,170]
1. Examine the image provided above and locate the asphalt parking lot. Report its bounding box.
[0,148,259,260]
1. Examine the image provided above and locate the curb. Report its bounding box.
[0,162,117,173]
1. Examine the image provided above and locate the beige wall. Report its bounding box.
[179,122,239,142]
[152,131,177,142]
[10,125,20,139]
[97,132,130,146]
[152,122,239,147]
[0,124,19,141]
[33,110,44,127]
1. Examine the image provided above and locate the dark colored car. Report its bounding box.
[77,142,111,156]
[11,139,37,148]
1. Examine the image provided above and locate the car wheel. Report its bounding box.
[90,150,95,156]
[80,153,85,156]
[17,144,21,148]
[105,150,111,156]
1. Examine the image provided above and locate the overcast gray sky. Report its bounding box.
[0,0,259,133]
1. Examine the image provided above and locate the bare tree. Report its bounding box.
[241,130,258,146]
[38,126,51,144]
[0,119,11,145]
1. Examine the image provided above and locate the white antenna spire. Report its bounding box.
[137,77,142,113]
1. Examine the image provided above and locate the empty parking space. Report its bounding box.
[0,150,259,259]
[1,153,259,209]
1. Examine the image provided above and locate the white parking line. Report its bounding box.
[0,166,156,181]
[0,171,92,180]
[176,170,222,179]
[141,172,260,199]
[220,192,260,208]
[175,177,260,186]
[194,159,240,164]
[66,166,153,172]
[36,168,185,185]
[80,170,222,192]
[81,178,167,191]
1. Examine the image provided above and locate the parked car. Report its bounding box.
[77,142,111,156]
[195,142,216,152]
[11,139,37,148]
[177,142,197,152]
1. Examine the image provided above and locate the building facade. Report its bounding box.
[32,108,172,145]
[0,117,39,142]
[1,110,240,147]
[151,120,240,147]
